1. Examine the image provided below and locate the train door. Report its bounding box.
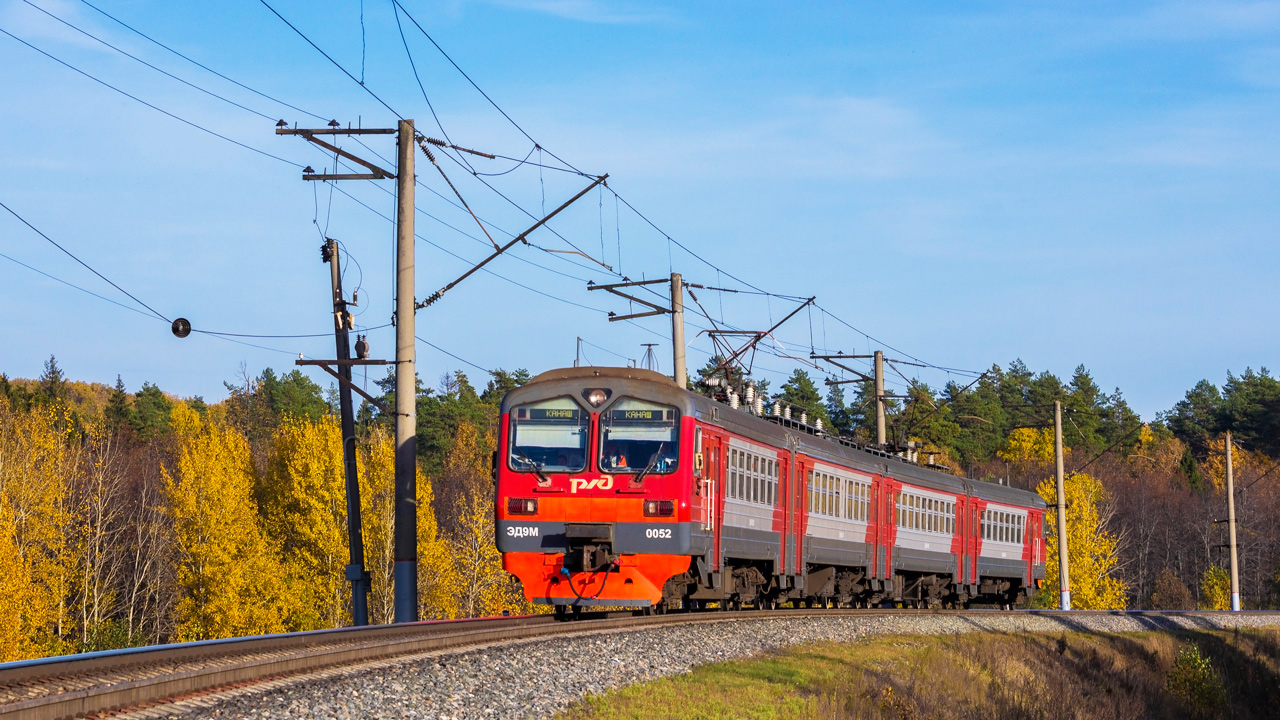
[701,433,725,571]
[777,452,791,577]
[793,456,810,580]
[956,496,968,584]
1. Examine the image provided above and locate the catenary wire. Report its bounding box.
[259,0,402,119]
[391,0,587,177]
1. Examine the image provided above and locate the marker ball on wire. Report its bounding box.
[171,318,191,338]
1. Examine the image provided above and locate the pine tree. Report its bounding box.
[39,355,66,402]
[105,376,131,431]
[777,369,832,429]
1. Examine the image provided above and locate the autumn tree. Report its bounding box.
[261,415,350,630]
[0,402,75,658]
[1150,568,1193,610]
[1035,471,1128,609]
[164,403,302,640]
[1200,565,1231,611]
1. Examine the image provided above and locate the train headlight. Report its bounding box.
[643,500,675,517]
[507,498,538,515]
[584,388,610,407]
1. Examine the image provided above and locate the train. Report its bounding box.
[495,366,1047,613]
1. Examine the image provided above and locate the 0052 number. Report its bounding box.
[645,528,673,539]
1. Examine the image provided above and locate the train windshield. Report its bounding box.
[599,398,679,474]
[509,397,587,473]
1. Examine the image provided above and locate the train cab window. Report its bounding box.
[509,397,587,473]
[599,398,679,474]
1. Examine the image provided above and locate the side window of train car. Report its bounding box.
[599,398,679,474]
[509,397,588,473]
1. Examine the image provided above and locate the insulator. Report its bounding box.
[744,383,756,405]
[815,418,824,432]
[783,405,791,420]
[728,391,740,410]
[800,411,808,425]
[355,335,369,360]
[772,400,781,416]
[753,394,764,416]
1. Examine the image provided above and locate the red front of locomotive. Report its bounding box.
[495,368,698,609]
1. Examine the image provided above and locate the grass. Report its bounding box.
[559,627,1280,720]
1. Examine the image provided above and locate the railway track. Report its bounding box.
[1,609,1273,720]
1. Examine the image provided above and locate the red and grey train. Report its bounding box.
[495,366,1046,611]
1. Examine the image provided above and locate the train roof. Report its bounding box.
[505,366,1046,510]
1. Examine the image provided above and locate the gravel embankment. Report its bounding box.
[152,613,1277,720]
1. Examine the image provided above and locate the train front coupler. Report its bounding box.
[563,523,617,573]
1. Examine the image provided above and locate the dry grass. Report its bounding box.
[560,627,1280,720]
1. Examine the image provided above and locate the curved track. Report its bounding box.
[1,609,1274,720]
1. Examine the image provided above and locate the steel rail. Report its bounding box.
[1,609,1275,720]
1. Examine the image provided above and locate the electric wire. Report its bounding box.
[1,199,170,323]
[258,0,402,119]
[76,0,328,121]
[0,26,303,167]
[390,0,587,177]
[328,183,607,314]
[22,1,277,121]
[0,249,157,320]
[416,335,492,374]
[391,0,476,175]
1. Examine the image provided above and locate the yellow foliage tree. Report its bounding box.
[262,415,350,630]
[1035,471,1128,609]
[0,505,42,661]
[165,403,304,640]
[1200,436,1270,491]
[998,427,1056,466]
[357,426,451,623]
[440,420,532,618]
[0,402,75,659]
[1199,565,1231,611]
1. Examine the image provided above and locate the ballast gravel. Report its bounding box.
[159,612,1277,720]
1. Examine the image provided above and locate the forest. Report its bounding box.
[1,356,1277,662]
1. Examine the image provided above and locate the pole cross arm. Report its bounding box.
[703,297,815,377]
[587,278,672,321]
[812,353,875,382]
[416,174,608,310]
[295,133,395,179]
[297,360,394,416]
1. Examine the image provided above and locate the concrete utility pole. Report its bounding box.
[1226,432,1241,611]
[393,119,418,623]
[1054,400,1071,610]
[278,121,416,622]
[670,272,686,388]
[874,350,886,446]
[324,239,371,626]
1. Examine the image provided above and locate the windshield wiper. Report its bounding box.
[631,443,666,486]
[513,448,553,486]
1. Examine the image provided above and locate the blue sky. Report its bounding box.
[1,0,1277,418]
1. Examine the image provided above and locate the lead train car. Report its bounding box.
[496,367,1047,611]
